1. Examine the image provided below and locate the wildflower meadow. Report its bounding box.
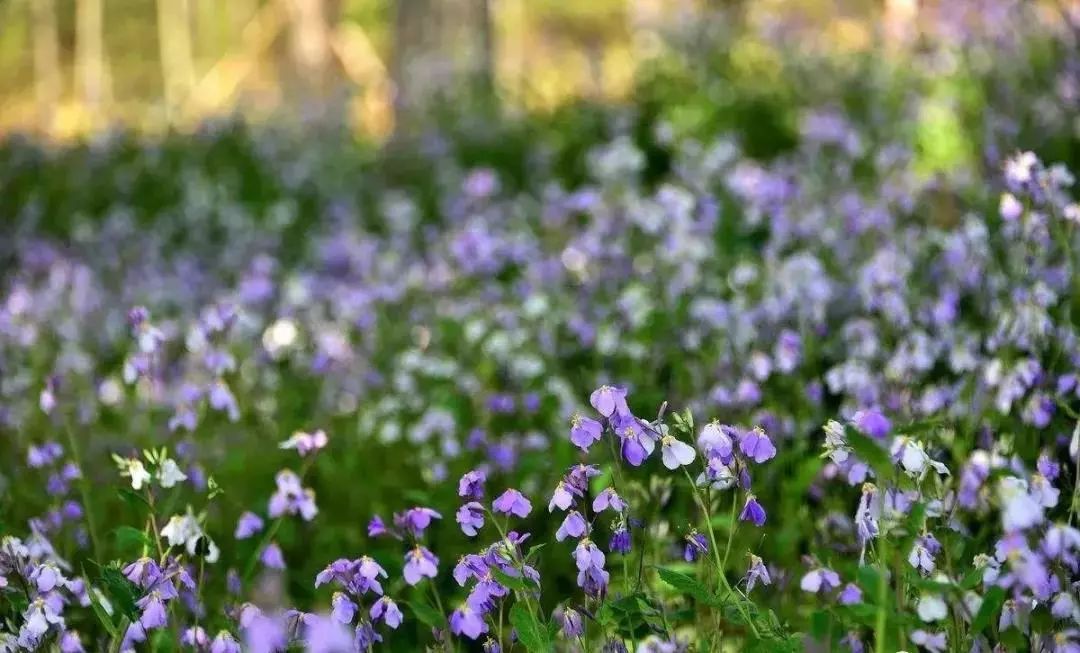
[2,4,1080,653]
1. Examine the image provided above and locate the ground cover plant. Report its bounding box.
[2,4,1080,652]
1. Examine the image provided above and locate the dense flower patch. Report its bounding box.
[3,7,1080,650]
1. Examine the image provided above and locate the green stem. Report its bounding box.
[683,469,759,639]
[720,490,739,572]
[63,421,103,561]
[484,509,538,619]
[874,540,890,653]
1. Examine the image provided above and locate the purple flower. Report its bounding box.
[137,592,169,630]
[331,592,357,624]
[28,563,63,593]
[570,414,603,451]
[210,632,240,653]
[800,567,841,594]
[556,606,584,638]
[492,489,532,517]
[910,629,947,653]
[302,615,354,653]
[350,623,381,650]
[403,546,439,585]
[590,385,629,418]
[684,532,709,562]
[838,583,863,605]
[573,539,609,597]
[397,507,442,537]
[549,482,576,512]
[59,631,84,653]
[235,512,264,540]
[458,470,487,500]
[450,605,487,640]
[908,541,935,575]
[840,632,864,653]
[267,470,318,521]
[556,511,588,541]
[609,523,632,554]
[745,554,772,592]
[738,428,776,464]
[853,409,890,440]
[614,415,655,466]
[122,557,163,589]
[121,623,147,651]
[260,543,286,570]
[181,626,208,648]
[456,502,485,537]
[370,597,403,629]
[739,494,766,526]
[698,422,735,463]
[592,488,627,513]
[367,515,387,538]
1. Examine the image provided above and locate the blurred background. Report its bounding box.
[0,0,1020,141]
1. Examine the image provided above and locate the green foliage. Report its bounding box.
[508,602,553,653]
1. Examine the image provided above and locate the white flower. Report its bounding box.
[823,419,850,464]
[279,429,328,456]
[916,595,948,622]
[262,319,300,358]
[160,513,200,548]
[185,535,220,564]
[893,438,949,480]
[998,477,1044,531]
[113,456,152,490]
[1070,421,1079,462]
[660,436,696,470]
[156,459,188,489]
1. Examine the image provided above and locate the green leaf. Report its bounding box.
[897,416,948,435]
[809,610,831,643]
[656,567,722,608]
[958,568,984,590]
[98,564,140,621]
[406,598,444,629]
[491,568,533,592]
[972,586,1006,634]
[525,543,547,562]
[113,526,152,552]
[856,566,884,604]
[598,592,662,633]
[839,603,880,628]
[845,427,895,481]
[509,602,551,652]
[117,488,151,511]
[82,572,119,638]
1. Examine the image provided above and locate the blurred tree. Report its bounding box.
[76,0,107,128]
[280,0,348,124]
[391,0,494,134]
[31,0,62,134]
[157,0,196,121]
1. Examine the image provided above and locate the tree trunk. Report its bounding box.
[76,0,106,128]
[158,0,197,123]
[31,0,62,135]
[391,0,495,134]
[283,0,343,123]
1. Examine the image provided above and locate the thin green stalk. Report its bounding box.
[63,421,103,561]
[682,469,759,639]
[874,540,889,653]
[243,457,316,582]
[484,508,538,619]
[720,490,739,572]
